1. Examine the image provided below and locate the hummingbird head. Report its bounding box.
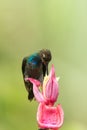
[39,49,52,66]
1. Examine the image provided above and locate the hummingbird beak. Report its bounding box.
[42,62,48,76]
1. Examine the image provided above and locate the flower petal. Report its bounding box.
[44,76,53,100]
[25,78,41,87]
[43,65,59,104]
[37,103,64,129]
[29,78,45,103]
[51,78,59,102]
[49,64,55,79]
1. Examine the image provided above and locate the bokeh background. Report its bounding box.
[0,0,87,130]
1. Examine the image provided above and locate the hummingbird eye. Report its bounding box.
[42,54,46,58]
[42,54,47,60]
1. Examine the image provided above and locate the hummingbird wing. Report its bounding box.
[22,57,27,76]
[22,56,34,101]
[22,55,43,101]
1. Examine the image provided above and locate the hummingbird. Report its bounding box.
[22,49,52,101]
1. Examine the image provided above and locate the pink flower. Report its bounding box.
[43,64,59,105]
[26,65,59,105]
[25,65,64,130]
[37,103,64,129]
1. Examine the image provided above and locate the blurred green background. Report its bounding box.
[0,0,87,130]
